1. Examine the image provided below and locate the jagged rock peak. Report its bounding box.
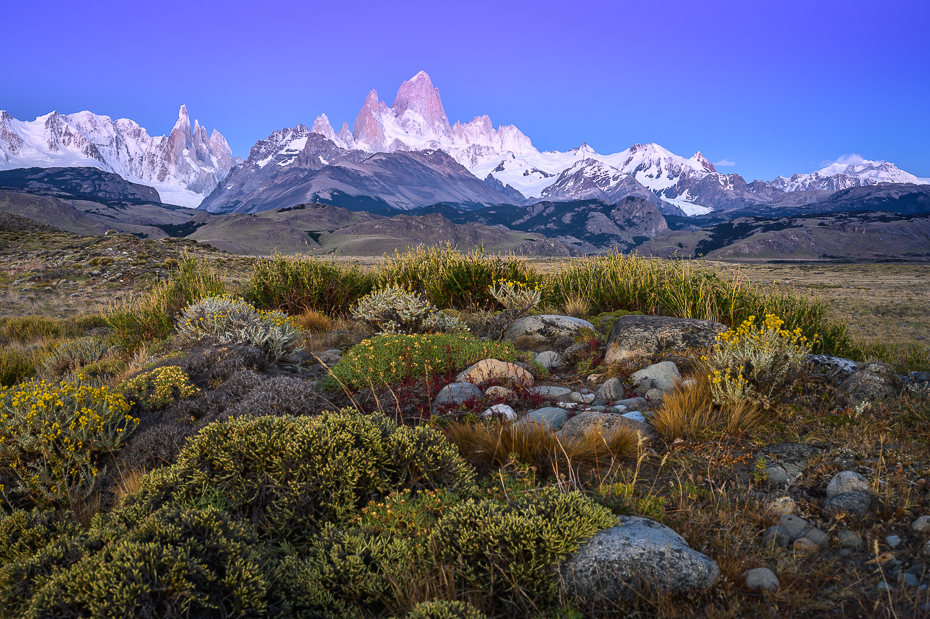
[692,151,716,173]
[392,71,451,138]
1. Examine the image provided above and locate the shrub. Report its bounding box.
[0,346,41,388]
[705,314,814,408]
[323,334,532,390]
[244,253,377,316]
[0,377,137,509]
[352,287,469,335]
[431,487,615,612]
[120,366,201,410]
[294,307,332,332]
[176,295,304,360]
[0,510,79,565]
[40,338,108,377]
[105,254,227,355]
[118,410,476,545]
[651,372,765,441]
[379,245,540,310]
[404,599,488,619]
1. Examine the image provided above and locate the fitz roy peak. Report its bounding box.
[0,106,239,207]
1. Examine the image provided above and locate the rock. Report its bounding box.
[562,343,590,364]
[587,373,603,384]
[604,315,727,364]
[630,361,682,395]
[743,567,780,591]
[481,404,516,421]
[484,386,513,400]
[836,530,863,548]
[757,458,790,485]
[535,351,564,371]
[310,349,342,365]
[778,514,812,541]
[615,397,649,410]
[913,516,930,532]
[569,392,595,404]
[908,564,926,577]
[521,407,569,431]
[902,573,921,587]
[922,540,930,558]
[621,412,647,423]
[808,354,859,380]
[557,516,719,601]
[596,377,627,400]
[559,412,652,442]
[456,359,534,388]
[527,385,573,402]
[433,382,482,408]
[763,526,791,548]
[822,492,873,517]
[826,471,870,498]
[765,496,798,517]
[793,537,819,551]
[886,535,902,548]
[644,388,665,402]
[876,582,895,593]
[756,443,820,484]
[803,527,830,549]
[504,315,595,346]
[838,362,902,406]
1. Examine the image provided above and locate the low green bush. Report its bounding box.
[352,287,469,335]
[403,600,488,619]
[120,366,201,410]
[322,334,533,390]
[40,338,108,377]
[176,295,304,359]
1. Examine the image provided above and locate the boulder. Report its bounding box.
[527,385,573,402]
[535,351,564,371]
[557,516,719,601]
[433,382,482,408]
[630,362,681,394]
[480,404,517,421]
[837,362,902,406]
[559,412,652,442]
[743,567,780,592]
[504,315,594,346]
[521,407,569,431]
[455,359,534,388]
[604,315,727,364]
[822,491,872,517]
[596,377,627,400]
[826,471,870,498]
[484,385,513,400]
[808,354,859,380]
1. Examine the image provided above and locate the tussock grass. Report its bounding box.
[651,372,766,441]
[293,307,332,332]
[0,342,44,387]
[444,420,640,477]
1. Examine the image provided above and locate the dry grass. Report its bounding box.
[294,307,332,332]
[561,294,592,318]
[112,466,146,505]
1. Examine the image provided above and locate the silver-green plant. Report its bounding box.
[177,295,304,360]
[41,337,109,377]
[351,287,469,335]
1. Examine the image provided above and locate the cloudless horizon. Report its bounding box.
[2,0,928,181]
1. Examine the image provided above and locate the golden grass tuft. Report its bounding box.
[294,307,332,332]
[561,294,592,318]
[651,371,766,441]
[443,419,640,476]
[113,466,146,505]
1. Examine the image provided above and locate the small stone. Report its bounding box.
[527,385,572,402]
[433,382,482,408]
[902,573,921,587]
[587,373,603,384]
[485,386,513,400]
[823,491,872,517]
[912,516,930,532]
[621,411,646,423]
[779,514,810,541]
[615,397,648,410]
[596,377,626,400]
[839,548,854,557]
[803,527,830,549]
[570,391,584,403]
[535,351,563,371]
[922,540,930,558]
[886,535,902,548]
[743,567,780,591]
[581,393,595,404]
[876,582,895,593]
[480,404,516,421]
[589,405,607,412]
[908,564,927,576]
[644,388,664,402]
[793,537,819,551]
[592,398,607,406]
[521,407,569,432]
[456,359,534,388]
[836,530,863,549]
[763,526,791,548]
[826,471,870,498]
[630,361,681,394]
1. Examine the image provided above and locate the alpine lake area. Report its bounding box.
[2,213,930,619]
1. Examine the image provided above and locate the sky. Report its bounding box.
[2,0,928,181]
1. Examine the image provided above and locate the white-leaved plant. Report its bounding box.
[351,287,469,335]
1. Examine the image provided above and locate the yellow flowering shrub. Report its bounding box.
[0,376,137,508]
[705,314,816,408]
[120,366,200,410]
[177,295,304,359]
[489,278,541,313]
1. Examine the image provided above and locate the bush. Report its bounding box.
[352,287,469,335]
[705,314,814,408]
[105,254,227,355]
[118,410,476,545]
[41,338,108,377]
[176,295,304,360]
[244,253,377,316]
[323,334,532,390]
[431,487,615,612]
[404,599,487,619]
[0,377,137,509]
[0,346,41,388]
[379,245,540,310]
[0,510,79,565]
[120,366,201,410]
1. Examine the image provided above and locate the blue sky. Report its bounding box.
[2,0,928,181]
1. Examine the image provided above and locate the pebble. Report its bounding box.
[793,537,819,551]
[922,540,930,558]
[485,386,513,400]
[765,496,797,517]
[876,582,895,593]
[886,535,902,548]
[621,411,646,423]
[912,515,930,532]
[836,530,863,548]
[902,573,921,587]
[822,491,872,517]
[743,567,779,591]
[763,526,791,549]
[480,404,516,421]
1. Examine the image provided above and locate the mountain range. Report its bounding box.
[2,71,926,216]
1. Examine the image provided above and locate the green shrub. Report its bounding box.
[0,347,41,388]
[0,377,137,509]
[0,510,79,565]
[40,338,108,377]
[705,314,814,408]
[118,410,476,545]
[404,600,488,619]
[120,366,201,410]
[323,334,532,390]
[378,245,540,310]
[105,254,227,355]
[176,295,304,359]
[244,253,377,316]
[431,487,615,612]
[353,287,470,335]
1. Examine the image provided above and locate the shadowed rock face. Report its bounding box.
[604,315,727,364]
[557,516,719,602]
[504,315,595,347]
[838,362,902,406]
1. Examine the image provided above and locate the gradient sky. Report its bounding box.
[2,0,928,181]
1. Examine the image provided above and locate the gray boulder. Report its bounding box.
[743,567,780,592]
[604,315,727,364]
[521,407,569,431]
[630,362,681,394]
[535,350,564,371]
[822,491,873,517]
[559,412,652,442]
[808,354,859,380]
[527,385,573,402]
[505,315,594,346]
[837,362,902,406]
[557,516,719,601]
[596,377,627,400]
[433,382,482,408]
[826,471,870,498]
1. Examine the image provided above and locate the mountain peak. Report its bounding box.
[392,70,450,139]
[692,151,717,173]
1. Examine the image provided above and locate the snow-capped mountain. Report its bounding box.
[0,106,239,207]
[770,158,928,192]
